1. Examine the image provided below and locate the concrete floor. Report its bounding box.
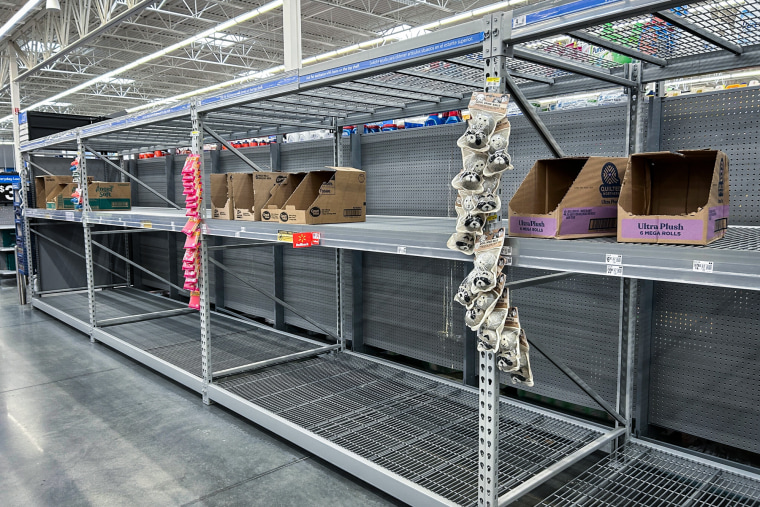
[0,280,403,507]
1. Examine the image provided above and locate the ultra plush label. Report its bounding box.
[620,218,704,241]
[509,216,556,237]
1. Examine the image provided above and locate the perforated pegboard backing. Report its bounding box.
[341,252,468,369]
[282,247,337,334]
[660,88,760,225]
[219,146,272,173]
[281,138,350,172]
[500,104,629,205]
[361,124,462,217]
[501,269,621,410]
[135,158,166,207]
[649,282,760,454]
[221,240,274,322]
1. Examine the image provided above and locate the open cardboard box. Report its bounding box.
[35,175,79,209]
[618,150,729,245]
[273,167,366,225]
[261,173,305,222]
[230,172,255,221]
[46,181,130,210]
[253,172,279,221]
[210,173,233,220]
[508,156,628,238]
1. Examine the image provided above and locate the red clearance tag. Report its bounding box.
[293,232,313,248]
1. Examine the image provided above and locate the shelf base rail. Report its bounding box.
[96,307,197,327]
[211,344,341,380]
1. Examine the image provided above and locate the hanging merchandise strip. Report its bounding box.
[448,92,534,387]
[70,155,83,210]
[180,154,202,309]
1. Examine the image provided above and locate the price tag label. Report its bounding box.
[277,230,293,243]
[503,256,513,266]
[140,221,152,229]
[693,260,714,273]
[606,254,623,265]
[512,15,527,28]
[607,265,624,276]
[397,246,407,255]
[502,246,513,256]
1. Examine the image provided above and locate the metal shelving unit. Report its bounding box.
[15,0,760,505]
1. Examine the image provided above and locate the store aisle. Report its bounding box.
[0,282,400,507]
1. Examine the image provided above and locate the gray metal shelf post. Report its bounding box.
[21,153,35,301]
[79,132,97,342]
[193,101,213,405]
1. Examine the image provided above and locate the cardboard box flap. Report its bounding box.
[283,171,331,210]
[324,166,363,172]
[263,172,305,208]
[210,173,229,208]
[510,158,587,214]
[231,173,254,210]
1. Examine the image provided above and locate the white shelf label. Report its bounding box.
[502,246,513,256]
[397,246,407,255]
[693,260,714,273]
[503,256,513,266]
[606,254,623,265]
[606,265,624,276]
[512,15,527,27]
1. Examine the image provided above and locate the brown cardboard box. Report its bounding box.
[229,173,255,221]
[210,173,233,220]
[253,172,279,220]
[46,181,131,210]
[617,150,729,245]
[261,173,305,222]
[273,167,366,225]
[508,157,628,238]
[35,175,74,208]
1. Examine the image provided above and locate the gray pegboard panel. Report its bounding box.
[342,251,468,369]
[360,124,463,217]
[280,138,350,172]
[500,104,629,206]
[135,158,167,207]
[648,281,760,454]
[660,88,760,225]
[137,232,170,290]
[221,240,275,322]
[500,268,621,410]
[282,246,338,335]
[218,146,272,173]
[29,155,113,180]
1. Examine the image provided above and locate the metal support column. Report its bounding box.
[192,102,212,405]
[20,154,35,300]
[332,117,342,166]
[282,0,302,71]
[479,14,506,506]
[463,262,478,387]
[270,136,282,171]
[350,250,364,352]
[166,150,179,299]
[646,81,665,152]
[350,128,361,169]
[625,62,644,155]
[634,280,654,438]
[121,156,133,286]
[128,157,140,287]
[10,54,29,303]
[617,278,637,440]
[79,133,97,342]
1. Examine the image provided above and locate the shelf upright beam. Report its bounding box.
[617,278,638,442]
[79,133,97,342]
[10,56,29,303]
[463,262,478,387]
[479,13,510,507]
[166,149,179,299]
[624,62,644,155]
[270,137,285,331]
[21,154,35,300]
[192,102,213,405]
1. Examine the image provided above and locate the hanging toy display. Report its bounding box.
[447,91,534,386]
[180,154,202,310]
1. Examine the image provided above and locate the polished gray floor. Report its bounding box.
[0,281,402,507]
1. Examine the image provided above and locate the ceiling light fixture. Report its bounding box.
[46,0,60,11]
[0,0,43,40]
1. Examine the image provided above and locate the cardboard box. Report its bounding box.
[46,181,131,210]
[273,167,366,225]
[617,150,729,245]
[253,172,279,221]
[508,157,628,238]
[35,175,74,208]
[261,173,306,222]
[210,173,233,220]
[230,173,255,221]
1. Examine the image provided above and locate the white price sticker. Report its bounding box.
[502,246,513,256]
[607,265,624,276]
[693,260,714,273]
[512,15,527,27]
[397,246,407,255]
[606,254,623,265]
[503,256,513,266]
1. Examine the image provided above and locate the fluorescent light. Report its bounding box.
[0,0,42,40]
[8,0,283,120]
[196,32,247,48]
[41,101,71,107]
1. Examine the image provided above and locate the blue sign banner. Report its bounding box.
[80,103,192,136]
[200,74,298,106]
[513,0,620,28]
[299,33,485,84]
[18,111,27,125]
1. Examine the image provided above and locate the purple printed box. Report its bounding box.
[617,150,729,245]
[508,156,628,239]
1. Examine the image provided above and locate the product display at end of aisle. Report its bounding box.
[181,154,202,310]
